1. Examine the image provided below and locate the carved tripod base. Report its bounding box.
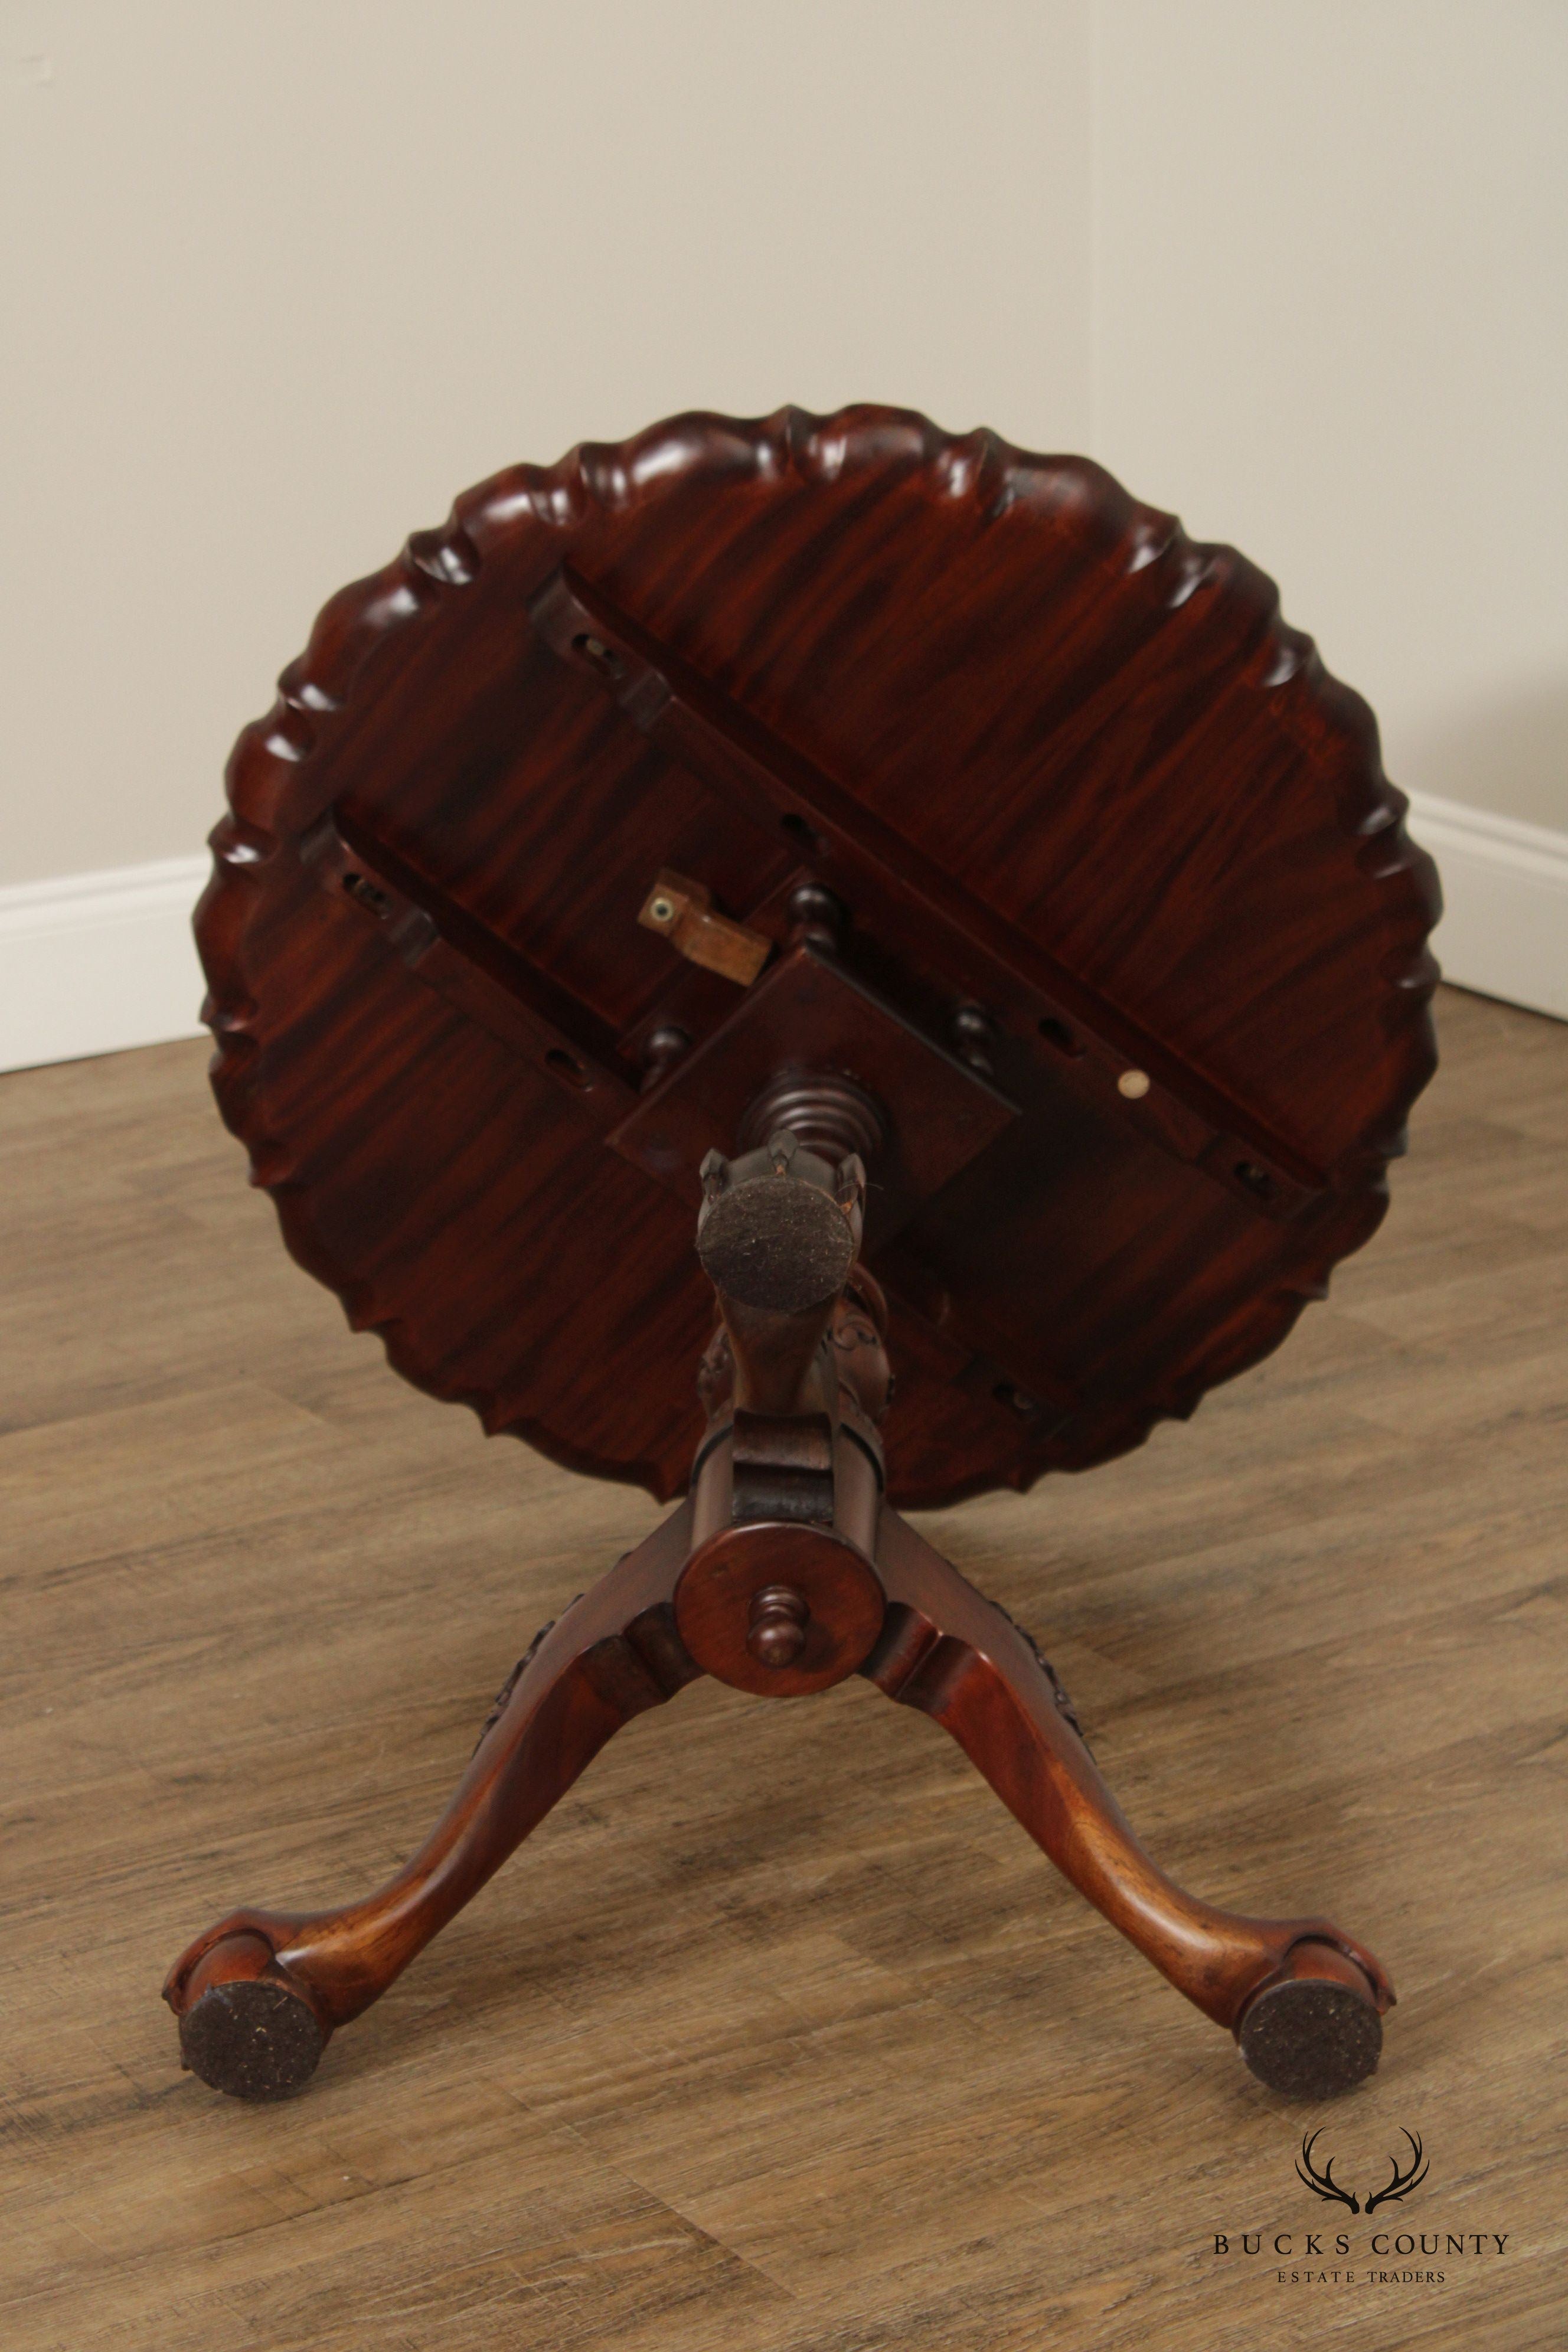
[162,1487,1390,2105]
[165,1132,1393,2106]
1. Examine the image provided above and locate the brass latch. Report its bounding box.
[638,869,770,986]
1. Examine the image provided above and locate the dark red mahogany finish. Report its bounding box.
[168,406,1438,2106]
[195,404,1438,1510]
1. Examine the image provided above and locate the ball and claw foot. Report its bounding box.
[1236,1938,1387,2100]
[168,1927,327,2103]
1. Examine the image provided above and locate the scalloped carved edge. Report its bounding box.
[196,403,1441,1508]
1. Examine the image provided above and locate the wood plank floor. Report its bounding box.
[1,983,1563,2351]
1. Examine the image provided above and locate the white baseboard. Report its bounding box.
[1404,789,1568,1022]
[0,795,1562,1078]
[0,855,208,1076]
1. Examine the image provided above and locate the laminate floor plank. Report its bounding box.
[1,985,1562,2349]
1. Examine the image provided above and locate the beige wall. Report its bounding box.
[1,0,1092,885]
[3,0,1562,895]
[1092,0,1567,830]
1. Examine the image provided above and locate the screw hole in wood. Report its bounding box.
[545,1047,592,1090]
[572,631,624,680]
[341,871,391,916]
[995,1381,1040,1417]
[780,812,826,855]
[1038,1015,1085,1057]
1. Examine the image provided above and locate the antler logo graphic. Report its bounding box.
[1295,2128,1430,2214]
[1296,2129,1360,2211]
[1364,2129,1428,2213]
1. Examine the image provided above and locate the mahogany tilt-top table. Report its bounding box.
[164,404,1440,2106]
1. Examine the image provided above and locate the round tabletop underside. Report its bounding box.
[198,404,1439,1510]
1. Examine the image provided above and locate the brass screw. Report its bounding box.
[1118,1068,1151,1099]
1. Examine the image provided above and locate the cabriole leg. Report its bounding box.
[164,1503,699,2100]
[868,1508,1392,2098]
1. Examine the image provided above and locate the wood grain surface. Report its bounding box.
[199,404,1439,1510]
[1,984,1562,2351]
